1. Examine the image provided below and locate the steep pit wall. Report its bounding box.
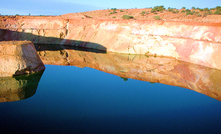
[1,17,221,69]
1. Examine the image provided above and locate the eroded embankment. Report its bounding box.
[0,17,221,69]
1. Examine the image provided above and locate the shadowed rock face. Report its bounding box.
[36,45,221,101]
[0,41,45,77]
[0,72,43,102]
[0,17,221,69]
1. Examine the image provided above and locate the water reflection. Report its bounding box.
[36,45,221,101]
[0,72,44,102]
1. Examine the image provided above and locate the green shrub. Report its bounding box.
[111,8,117,11]
[186,12,194,15]
[153,15,161,20]
[182,7,186,9]
[172,10,179,13]
[168,8,174,12]
[186,9,191,12]
[112,16,116,18]
[192,7,196,10]
[121,15,134,19]
[153,6,165,12]
[204,8,210,11]
[120,10,123,12]
[151,9,157,13]
[214,10,221,15]
[216,6,221,10]
[207,11,212,15]
[141,11,146,16]
[197,14,202,17]
[109,10,117,14]
[181,10,186,13]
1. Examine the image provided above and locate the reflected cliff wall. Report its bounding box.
[0,72,44,102]
[36,45,221,101]
[0,17,221,69]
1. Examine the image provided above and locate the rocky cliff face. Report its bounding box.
[36,45,221,101]
[1,16,221,69]
[0,41,45,77]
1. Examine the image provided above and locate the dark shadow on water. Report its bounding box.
[0,72,44,102]
[35,44,106,53]
[0,29,107,53]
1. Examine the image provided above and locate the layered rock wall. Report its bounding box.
[1,17,221,69]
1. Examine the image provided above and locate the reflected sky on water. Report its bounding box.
[0,64,221,134]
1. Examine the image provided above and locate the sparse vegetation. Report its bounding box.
[153,15,161,20]
[112,16,116,18]
[181,10,186,13]
[121,15,134,19]
[199,9,204,12]
[172,10,179,13]
[168,8,174,12]
[109,8,117,14]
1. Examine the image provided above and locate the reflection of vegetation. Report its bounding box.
[121,77,128,81]
[149,82,156,84]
